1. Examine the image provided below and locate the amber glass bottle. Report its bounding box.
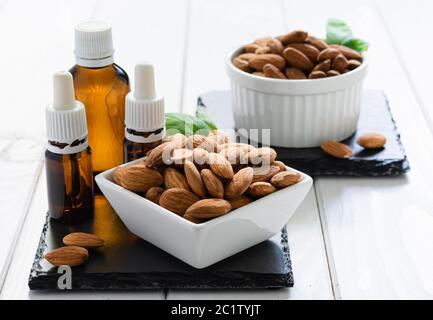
[46,71,94,224]
[71,22,130,179]
[124,62,165,162]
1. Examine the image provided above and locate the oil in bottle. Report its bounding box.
[45,71,94,224]
[124,62,165,162]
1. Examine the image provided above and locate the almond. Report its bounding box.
[192,148,209,166]
[305,35,328,51]
[285,67,306,80]
[248,182,277,198]
[249,54,286,71]
[226,195,253,210]
[218,143,255,153]
[185,199,232,219]
[244,43,260,53]
[254,36,273,47]
[286,43,320,62]
[266,38,284,55]
[164,167,190,190]
[282,47,314,72]
[63,232,105,249]
[317,48,340,62]
[333,54,349,73]
[326,70,340,77]
[145,142,170,167]
[185,134,207,149]
[201,168,224,198]
[252,164,281,183]
[208,152,234,179]
[44,246,89,267]
[255,46,271,54]
[309,70,326,79]
[145,186,165,204]
[263,63,287,79]
[270,171,301,188]
[245,147,277,165]
[183,214,204,224]
[320,140,353,159]
[279,30,308,44]
[146,136,186,167]
[237,53,256,62]
[253,71,266,77]
[184,161,207,198]
[119,164,163,193]
[112,166,125,185]
[312,59,331,73]
[273,160,287,172]
[347,59,361,70]
[233,57,249,72]
[357,133,387,149]
[219,146,248,165]
[170,148,193,165]
[208,130,230,144]
[225,167,254,198]
[159,188,200,215]
[330,44,363,61]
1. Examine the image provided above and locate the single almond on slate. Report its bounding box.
[255,46,271,54]
[145,186,165,204]
[225,167,254,198]
[227,195,253,210]
[252,164,281,183]
[254,36,273,47]
[305,35,328,50]
[317,48,340,62]
[63,232,105,249]
[245,147,277,165]
[279,30,308,44]
[286,43,320,62]
[270,171,302,188]
[44,246,89,267]
[263,63,287,79]
[326,70,340,77]
[112,166,125,185]
[243,43,260,53]
[309,70,326,79]
[330,44,363,61]
[320,141,353,159]
[285,67,306,79]
[333,54,349,73]
[201,168,224,198]
[347,59,362,70]
[170,148,193,165]
[120,164,163,193]
[183,213,204,224]
[159,188,200,216]
[282,47,314,72]
[164,167,190,190]
[233,57,249,72]
[208,152,234,179]
[248,182,277,198]
[185,199,232,219]
[249,54,286,71]
[266,38,284,55]
[273,160,287,172]
[357,133,387,149]
[312,59,331,73]
[184,161,207,198]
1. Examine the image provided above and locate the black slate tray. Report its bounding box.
[198,90,409,176]
[29,196,293,290]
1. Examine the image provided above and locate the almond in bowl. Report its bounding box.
[96,132,313,268]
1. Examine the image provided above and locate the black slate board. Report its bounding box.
[198,90,409,176]
[29,196,293,290]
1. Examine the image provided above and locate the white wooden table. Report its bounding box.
[1,0,433,300]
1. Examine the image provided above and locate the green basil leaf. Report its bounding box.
[165,112,217,136]
[196,109,218,131]
[342,37,369,52]
[326,18,353,44]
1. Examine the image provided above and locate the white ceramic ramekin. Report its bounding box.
[225,48,368,148]
[96,158,312,269]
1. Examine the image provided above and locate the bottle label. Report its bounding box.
[125,127,165,143]
[47,134,88,155]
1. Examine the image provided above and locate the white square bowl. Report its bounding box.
[96,160,312,269]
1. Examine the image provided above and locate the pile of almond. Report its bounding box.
[233,30,363,80]
[113,131,302,223]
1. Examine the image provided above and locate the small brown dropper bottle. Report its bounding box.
[45,71,94,224]
[124,62,165,162]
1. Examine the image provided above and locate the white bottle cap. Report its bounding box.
[74,21,114,68]
[46,71,88,154]
[125,62,165,143]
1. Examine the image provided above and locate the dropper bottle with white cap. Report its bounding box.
[45,71,94,224]
[124,62,165,162]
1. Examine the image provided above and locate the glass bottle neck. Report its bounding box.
[75,55,114,68]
